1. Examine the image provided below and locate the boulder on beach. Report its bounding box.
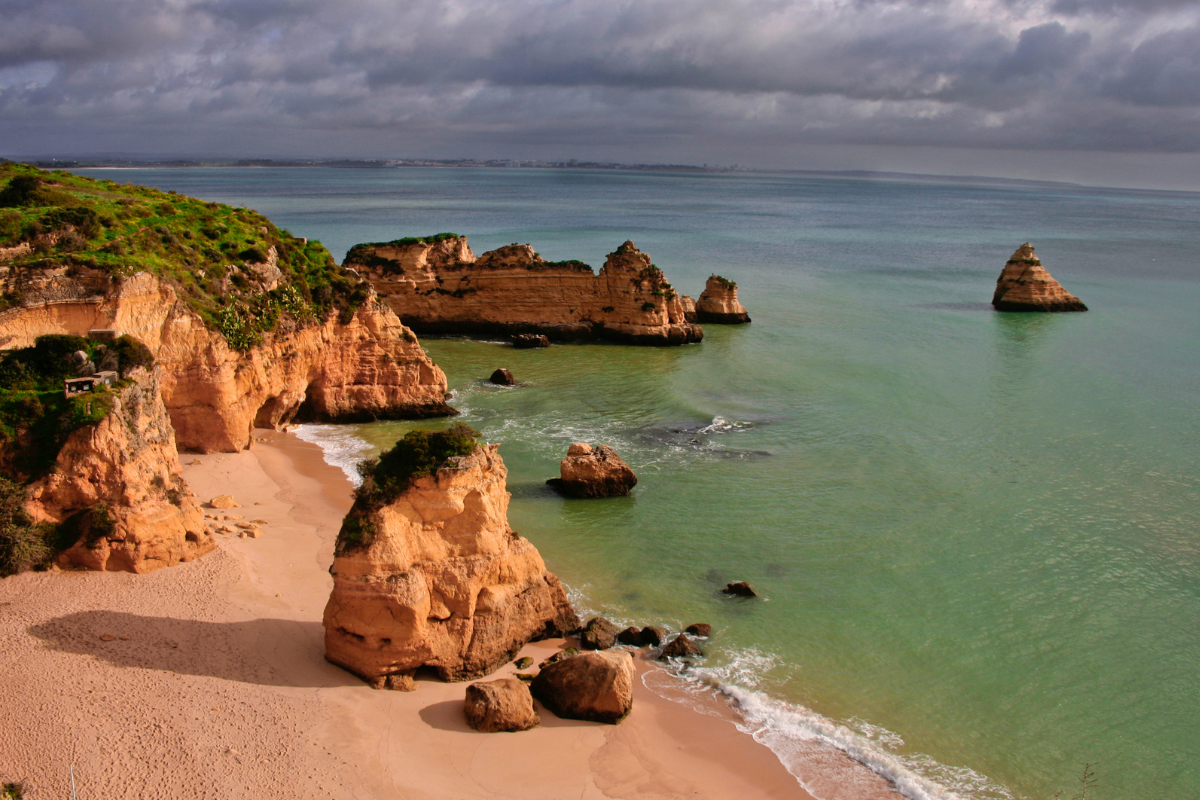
[531,650,634,724]
[512,334,551,349]
[547,443,638,498]
[209,495,239,509]
[617,627,642,646]
[463,678,540,732]
[638,626,668,647]
[580,617,619,650]
[489,368,515,386]
[695,275,750,324]
[660,634,703,660]
[992,244,1087,312]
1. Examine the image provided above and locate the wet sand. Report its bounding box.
[0,429,897,799]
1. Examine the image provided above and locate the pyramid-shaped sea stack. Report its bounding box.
[323,434,578,686]
[992,244,1087,312]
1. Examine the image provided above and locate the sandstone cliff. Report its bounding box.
[992,244,1087,312]
[25,367,214,573]
[0,271,452,452]
[323,442,578,685]
[346,236,703,346]
[696,275,751,324]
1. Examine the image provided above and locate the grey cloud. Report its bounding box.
[0,0,1199,161]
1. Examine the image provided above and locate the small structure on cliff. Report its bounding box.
[547,443,638,498]
[992,244,1087,312]
[695,275,751,324]
[323,424,579,686]
[344,235,702,346]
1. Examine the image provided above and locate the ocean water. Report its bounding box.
[78,166,1200,800]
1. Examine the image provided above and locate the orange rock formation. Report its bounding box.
[696,275,751,324]
[26,368,214,573]
[346,237,703,345]
[0,272,453,451]
[992,244,1087,312]
[323,443,578,685]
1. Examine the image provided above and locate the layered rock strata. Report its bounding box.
[695,275,751,324]
[323,443,579,685]
[992,244,1087,312]
[347,237,703,346]
[25,368,214,573]
[548,443,638,498]
[0,272,452,452]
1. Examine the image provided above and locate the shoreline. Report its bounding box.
[1,428,894,799]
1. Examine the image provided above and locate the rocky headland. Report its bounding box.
[344,235,704,345]
[992,243,1087,312]
[323,425,579,685]
[0,164,453,453]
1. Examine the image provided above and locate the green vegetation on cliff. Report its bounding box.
[0,163,370,348]
[336,423,480,554]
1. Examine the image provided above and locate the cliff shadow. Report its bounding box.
[417,698,608,732]
[28,610,360,689]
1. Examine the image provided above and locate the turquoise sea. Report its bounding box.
[78,167,1200,800]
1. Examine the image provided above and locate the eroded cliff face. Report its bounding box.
[696,275,751,324]
[992,244,1087,312]
[348,238,703,346]
[25,367,214,573]
[0,271,453,452]
[323,443,579,685]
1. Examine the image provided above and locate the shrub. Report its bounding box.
[0,175,40,207]
[641,302,656,312]
[0,477,56,576]
[110,335,154,377]
[353,423,480,511]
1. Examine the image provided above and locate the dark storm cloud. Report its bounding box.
[1,0,1199,157]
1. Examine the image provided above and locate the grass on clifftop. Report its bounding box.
[336,423,479,554]
[0,163,369,349]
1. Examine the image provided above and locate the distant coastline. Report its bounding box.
[0,154,1115,192]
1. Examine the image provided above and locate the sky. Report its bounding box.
[3,0,1200,189]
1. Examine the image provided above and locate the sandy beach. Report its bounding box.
[0,429,899,800]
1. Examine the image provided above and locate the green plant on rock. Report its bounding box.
[0,477,57,576]
[352,422,480,510]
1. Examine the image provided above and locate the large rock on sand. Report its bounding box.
[323,442,579,685]
[464,678,540,732]
[696,275,751,324]
[992,244,1087,312]
[531,650,635,724]
[548,443,637,498]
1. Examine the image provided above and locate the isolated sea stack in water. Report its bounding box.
[548,443,638,498]
[992,244,1087,312]
[323,425,578,686]
[695,275,751,324]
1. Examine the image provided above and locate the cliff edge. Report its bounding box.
[346,235,703,346]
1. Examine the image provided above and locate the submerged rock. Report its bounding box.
[512,334,550,349]
[696,275,750,324]
[531,650,634,724]
[322,442,579,686]
[548,443,637,498]
[723,581,757,597]
[489,368,515,386]
[580,617,619,650]
[464,678,540,732]
[992,244,1087,312]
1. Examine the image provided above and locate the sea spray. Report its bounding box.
[291,424,374,487]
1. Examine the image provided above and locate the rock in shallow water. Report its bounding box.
[548,443,638,498]
[695,274,751,324]
[660,634,703,660]
[532,650,634,724]
[991,243,1087,312]
[464,678,540,732]
[723,581,757,597]
[512,334,550,349]
[684,623,713,637]
[489,368,515,386]
[580,617,619,650]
